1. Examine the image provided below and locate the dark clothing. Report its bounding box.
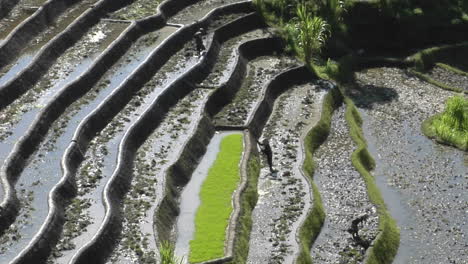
[194,31,205,54]
[347,214,369,239]
[258,139,274,173]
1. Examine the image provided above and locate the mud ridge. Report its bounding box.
[71,11,263,264]
[49,5,256,264]
[0,1,254,262]
[0,0,94,69]
[153,37,285,264]
[247,66,313,137]
[0,0,134,109]
[0,0,207,109]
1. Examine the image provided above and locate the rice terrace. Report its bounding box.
[0,0,466,263]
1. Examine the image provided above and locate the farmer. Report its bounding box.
[257,138,274,173]
[347,214,369,239]
[194,27,206,55]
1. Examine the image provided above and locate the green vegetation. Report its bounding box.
[160,241,184,264]
[344,98,400,264]
[409,43,468,93]
[298,87,342,264]
[229,148,261,263]
[284,3,330,63]
[378,0,468,22]
[409,69,464,93]
[189,133,244,263]
[410,43,468,71]
[252,0,468,263]
[437,63,468,77]
[423,95,468,151]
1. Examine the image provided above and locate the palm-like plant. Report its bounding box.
[293,3,329,62]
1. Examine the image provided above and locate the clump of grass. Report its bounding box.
[189,133,244,262]
[160,241,184,264]
[424,95,468,150]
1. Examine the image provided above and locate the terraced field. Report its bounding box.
[0,0,466,263]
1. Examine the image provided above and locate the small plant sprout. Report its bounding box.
[160,241,184,264]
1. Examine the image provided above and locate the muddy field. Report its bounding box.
[0,0,466,263]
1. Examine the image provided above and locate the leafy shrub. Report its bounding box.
[284,3,329,62]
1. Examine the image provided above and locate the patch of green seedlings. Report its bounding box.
[189,134,244,263]
[112,0,162,20]
[422,95,468,151]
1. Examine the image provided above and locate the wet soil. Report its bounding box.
[0,0,47,44]
[198,28,274,88]
[248,82,327,264]
[168,0,245,25]
[355,67,467,264]
[0,0,99,81]
[310,105,379,264]
[0,20,126,217]
[47,28,173,264]
[110,0,162,20]
[428,65,468,92]
[106,88,211,264]
[214,55,297,127]
[0,21,130,264]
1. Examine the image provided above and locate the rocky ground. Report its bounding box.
[428,65,468,92]
[355,67,467,264]
[248,82,327,264]
[214,55,297,126]
[310,105,379,264]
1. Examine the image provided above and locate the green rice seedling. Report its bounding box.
[160,241,184,264]
[189,133,244,262]
[426,95,468,150]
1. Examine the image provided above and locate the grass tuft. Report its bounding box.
[189,133,244,263]
[422,95,468,151]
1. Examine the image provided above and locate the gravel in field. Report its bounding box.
[168,0,245,25]
[311,105,379,264]
[355,67,467,264]
[214,55,297,126]
[248,82,326,264]
[428,65,468,92]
